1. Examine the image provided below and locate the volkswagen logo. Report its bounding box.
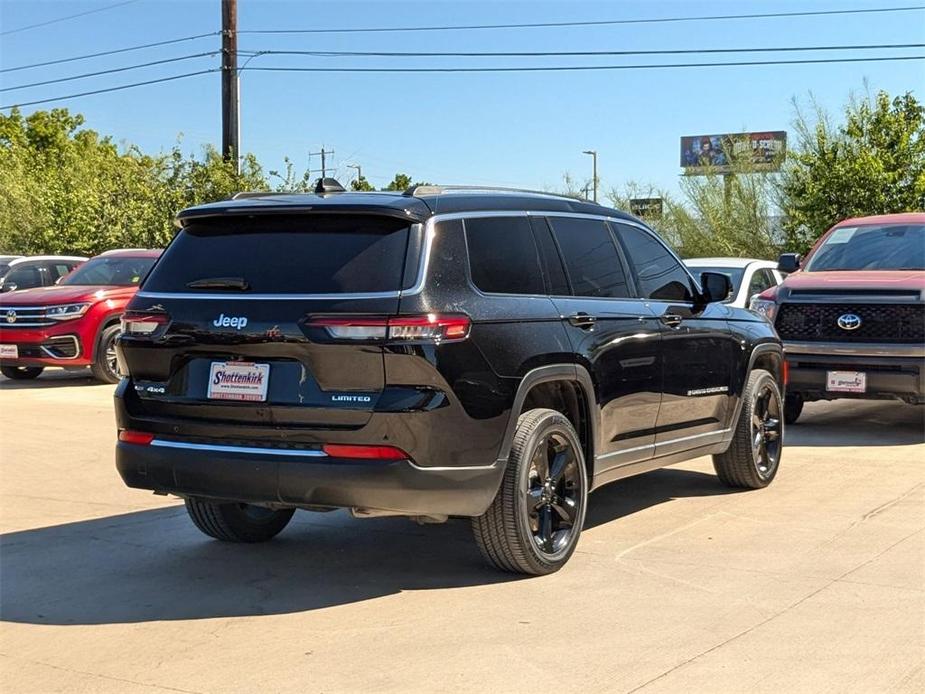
[837,313,862,331]
[5,310,15,324]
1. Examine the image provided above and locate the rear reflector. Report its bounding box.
[309,314,470,343]
[121,311,169,336]
[119,430,154,445]
[322,443,409,460]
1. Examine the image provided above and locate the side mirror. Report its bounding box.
[1,282,17,293]
[700,271,732,303]
[778,253,801,274]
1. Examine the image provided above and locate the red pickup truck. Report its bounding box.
[0,249,161,383]
[751,213,924,423]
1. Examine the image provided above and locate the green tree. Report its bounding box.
[781,90,925,252]
[269,156,312,192]
[382,173,413,191]
[607,158,783,260]
[0,108,266,255]
[351,175,375,191]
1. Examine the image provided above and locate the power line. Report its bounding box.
[4,53,921,111]
[0,70,219,110]
[241,54,925,74]
[1,0,141,37]
[240,43,925,59]
[238,5,925,34]
[1,52,220,93]
[0,32,220,74]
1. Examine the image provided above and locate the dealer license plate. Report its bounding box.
[0,344,18,359]
[826,370,866,393]
[207,361,270,401]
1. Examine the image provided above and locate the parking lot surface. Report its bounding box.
[1,370,923,693]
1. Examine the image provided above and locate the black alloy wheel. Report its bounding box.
[473,408,588,575]
[526,432,582,555]
[713,369,783,489]
[750,381,782,480]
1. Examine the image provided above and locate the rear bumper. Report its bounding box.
[784,344,925,403]
[116,439,505,517]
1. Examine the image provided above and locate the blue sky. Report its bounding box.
[1,0,923,197]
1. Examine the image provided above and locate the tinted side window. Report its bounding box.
[45,263,71,284]
[4,264,43,290]
[465,217,544,295]
[530,217,570,296]
[748,268,775,297]
[616,224,694,302]
[549,217,630,298]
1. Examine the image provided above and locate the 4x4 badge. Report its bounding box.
[837,313,862,331]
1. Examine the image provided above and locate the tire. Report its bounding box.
[90,323,121,383]
[1,365,44,380]
[713,369,783,489]
[472,408,588,575]
[185,497,295,542]
[784,393,804,425]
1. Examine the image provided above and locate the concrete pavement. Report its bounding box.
[1,369,923,693]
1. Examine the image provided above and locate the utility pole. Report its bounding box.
[582,149,598,203]
[309,146,334,178]
[221,0,239,170]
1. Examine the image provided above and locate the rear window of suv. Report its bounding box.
[144,215,413,294]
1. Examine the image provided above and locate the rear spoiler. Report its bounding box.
[175,203,430,228]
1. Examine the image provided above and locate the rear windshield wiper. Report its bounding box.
[186,277,250,291]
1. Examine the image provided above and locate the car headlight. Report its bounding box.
[46,303,91,320]
[749,298,778,322]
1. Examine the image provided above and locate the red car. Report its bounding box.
[750,213,924,422]
[0,249,161,383]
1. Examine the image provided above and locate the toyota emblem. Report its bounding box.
[5,310,15,324]
[837,313,862,331]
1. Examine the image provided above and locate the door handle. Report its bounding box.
[568,312,597,329]
[660,313,683,328]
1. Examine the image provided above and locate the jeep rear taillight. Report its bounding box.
[308,314,470,343]
[121,311,169,336]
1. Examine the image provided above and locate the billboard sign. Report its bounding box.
[630,198,663,219]
[680,131,786,174]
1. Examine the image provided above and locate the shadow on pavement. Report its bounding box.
[585,468,740,530]
[0,369,102,390]
[786,400,924,447]
[1,469,736,625]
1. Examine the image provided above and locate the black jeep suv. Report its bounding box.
[115,183,784,575]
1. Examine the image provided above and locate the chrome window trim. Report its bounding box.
[136,290,403,301]
[150,439,329,457]
[133,209,690,302]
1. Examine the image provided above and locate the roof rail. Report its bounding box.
[403,184,587,202]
